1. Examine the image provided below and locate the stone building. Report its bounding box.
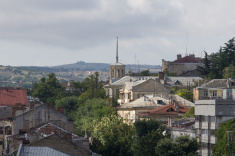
[119,78,170,103]
[194,79,235,156]
[12,103,74,135]
[162,54,202,76]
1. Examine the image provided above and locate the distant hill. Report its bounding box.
[52,61,162,73]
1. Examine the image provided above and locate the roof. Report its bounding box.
[119,96,165,109]
[139,103,189,116]
[199,79,228,88]
[125,80,146,90]
[110,76,137,86]
[165,76,202,86]
[172,55,200,63]
[0,88,28,106]
[17,145,72,156]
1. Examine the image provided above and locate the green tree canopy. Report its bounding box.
[213,119,235,156]
[223,64,235,79]
[92,115,135,156]
[176,89,193,102]
[32,73,65,105]
[156,135,200,156]
[75,98,116,136]
[140,69,150,76]
[182,107,195,118]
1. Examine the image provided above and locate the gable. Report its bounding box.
[133,79,170,93]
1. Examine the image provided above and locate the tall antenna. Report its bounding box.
[186,32,188,56]
[116,37,118,63]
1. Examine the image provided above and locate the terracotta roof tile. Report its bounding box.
[139,103,189,116]
[0,88,28,106]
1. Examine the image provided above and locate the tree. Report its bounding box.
[156,136,200,156]
[140,69,150,76]
[197,51,211,76]
[213,119,235,156]
[92,115,135,156]
[75,98,116,136]
[182,107,194,118]
[32,73,65,105]
[176,89,193,102]
[133,120,166,156]
[223,64,235,79]
[55,96,77,113]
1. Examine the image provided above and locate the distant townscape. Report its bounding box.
[0,37,235,156]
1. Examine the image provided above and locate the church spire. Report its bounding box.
[116,37,118,63]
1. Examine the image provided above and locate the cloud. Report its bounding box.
[0,0,234,66]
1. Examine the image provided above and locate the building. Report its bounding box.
[194,79,235,156]
[162,54,202,76]
[12,103,74,135]
[138,103,190,124]
[117,95,168,123]
[168,118,195,141]
[8,123,89,155]
[119,78,170,103]
[15,133,92,156]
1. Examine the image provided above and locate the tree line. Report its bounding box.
[197,37,235,79]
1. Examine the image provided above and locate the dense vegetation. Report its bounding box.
[30,72,199,155]
[197,37,235,79]
[213,119,235,156]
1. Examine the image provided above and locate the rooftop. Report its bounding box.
[139,103,189,116]
[0,88,28,107]
[173,55,201,63]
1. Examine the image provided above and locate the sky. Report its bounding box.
[0,0,235,66]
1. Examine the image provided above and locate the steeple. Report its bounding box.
[116,37,118,63]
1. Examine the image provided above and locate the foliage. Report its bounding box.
[32,73,65,105]
[92,115,135,156]
[170,86,179,94]
[55,96,77,113]
[75,98,116,136]
[198,37,235,79]
[223,64,235,79]
[140,69,150,76]
[213,119,235,156]
[77,72,107,107]
[176,89,193,102]
[133,120,167,156]
[156,135,200,156]
[133,127,166,156]
[182,107,195,118]
[134,119,161,137]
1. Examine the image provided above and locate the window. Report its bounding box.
[211,116,216,123]
[204,90,208,97]
[213,91,217,97]
[211,130,216,136]
[202,116,209,122]
[202,129,209,136]
[195,115,199,121]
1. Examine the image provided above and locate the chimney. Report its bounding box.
[164,74,167,85]
[158,72,164,80]
[57,107,66,114]
[177,54,182,60]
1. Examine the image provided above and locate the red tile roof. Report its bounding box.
[0,88,28,106]
[173,56,200,63]
[139,103,189,116]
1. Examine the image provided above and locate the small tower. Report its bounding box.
[109,37,126,84]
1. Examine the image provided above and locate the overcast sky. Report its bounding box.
[0,0,235,66]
